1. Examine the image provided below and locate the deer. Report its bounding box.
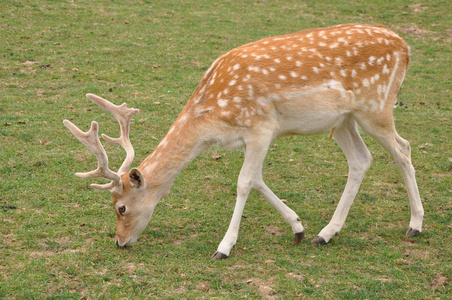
[64,23,424,259]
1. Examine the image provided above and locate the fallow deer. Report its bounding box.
[64,24,424,259]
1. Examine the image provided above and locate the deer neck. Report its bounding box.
[137,113,207,197]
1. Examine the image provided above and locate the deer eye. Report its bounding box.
[118,205,126,215]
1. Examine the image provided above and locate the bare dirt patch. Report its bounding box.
[245,278,276,300]
[264,225,284,236]
[429,273,448,291]
[394,24,435,36]
[409,4,429,13]
[29,248,85,259]
[196,281,212,292]
[287,272,305,282]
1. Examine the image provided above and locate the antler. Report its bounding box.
[63,94,139,192]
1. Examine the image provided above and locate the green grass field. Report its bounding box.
[1,0,450,299]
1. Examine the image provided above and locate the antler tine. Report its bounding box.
[90,182,117,191]
[63,119,120,182]
[86,94,139,176]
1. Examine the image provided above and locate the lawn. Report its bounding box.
[0,0,450,299]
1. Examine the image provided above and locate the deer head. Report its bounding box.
[64,94,152,247]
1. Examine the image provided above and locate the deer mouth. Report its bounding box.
[115,236,134,248]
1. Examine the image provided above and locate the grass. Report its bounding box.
[0,0,450,299]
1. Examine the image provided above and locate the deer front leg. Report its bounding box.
[253,176,305,243]
[211,133,273,260]
[211,180,250,260]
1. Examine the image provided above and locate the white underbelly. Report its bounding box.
[276,110,348,136]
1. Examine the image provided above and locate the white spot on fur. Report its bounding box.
[362,78,370,87]
[371,74,380,84]
[369,99,378,112]
[377,84,383,97]
[248,85,254,98]
[248,66,260,72]
[218,99,228,107]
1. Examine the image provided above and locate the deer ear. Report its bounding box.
[129,168,145,189]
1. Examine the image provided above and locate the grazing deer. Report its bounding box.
[64,24,424,259]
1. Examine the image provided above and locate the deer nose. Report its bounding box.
[115,239,126,248]
[115,237,130,248]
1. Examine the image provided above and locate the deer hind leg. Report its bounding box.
[313,116,373,244]
[211,131,275,259]
[358,118,424,238]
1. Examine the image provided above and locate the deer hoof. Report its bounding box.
[211,251,229,260]
[294,232,305,244]
[311,236,327,245]
[406,228,421,238]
